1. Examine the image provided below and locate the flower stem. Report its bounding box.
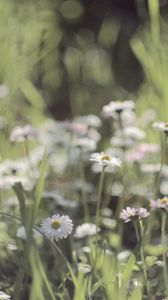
[95,167,105,232]
[134,220,150,296]
[94,167,105,267]
[161,212,168,296]
[80,158,89,222]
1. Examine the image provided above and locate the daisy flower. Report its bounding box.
[153,121,168,134]
[102,100,135,117]
[10,125,37,142]
[150,197,168,211]
[41,214,73,241]
[74,114,102,128]
[74,223,98,239]
[123,126,145,140]
[120,207,149,223]
[90,152,121,168]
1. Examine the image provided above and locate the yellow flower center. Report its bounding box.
[51,220,61,229]
[160,197,168,204]
[101,153,112,161]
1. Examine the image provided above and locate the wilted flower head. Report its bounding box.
[74,223,97,238]
[150,197,168,211]
[120,207,149,223]
[0,291,11,300]
[10,125,37,142]
[41,214,73,241]
[102,100,135,118]
[90,152,121,168]
[153,122,168,134]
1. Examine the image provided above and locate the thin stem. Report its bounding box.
[24,139,31,164]
[80,157,89,222]
[134,221,140,242]
[94,167,105,267]
[138,220,150,296]
[95,167,105,231]
[161,212,168,296]
[145,134,166,246]
[154,134,165,198]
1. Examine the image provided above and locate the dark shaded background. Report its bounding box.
[48,0,168,119]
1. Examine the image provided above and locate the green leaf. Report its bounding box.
[32,151,48,224]
[89,279,104,298]
[145,256,157,267]
[144,244,168,256]
[13,182,26,226]
[33,245,56,300]
[128,286,142,300]
[20,79,45,110]
[121,253,136,285]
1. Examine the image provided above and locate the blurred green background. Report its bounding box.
[0,0,168,123]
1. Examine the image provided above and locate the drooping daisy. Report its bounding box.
[89,152,121,168]
[120,207,149,223]
[74,223,98,239]
[41,214,73,241]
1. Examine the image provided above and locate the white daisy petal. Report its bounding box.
[90,152,121,168]
[41,214,73,241]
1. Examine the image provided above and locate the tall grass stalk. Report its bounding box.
[161,211,168,297]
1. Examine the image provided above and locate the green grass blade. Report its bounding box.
[32,151,47,224]
[13,182,26,226]
[34,247,56,300]
[121,253,136,285]
[128,286,142,300]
